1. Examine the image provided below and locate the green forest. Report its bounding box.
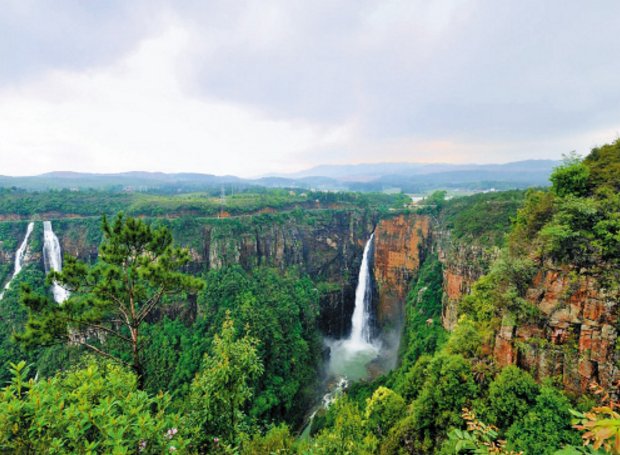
[0,140,618,454]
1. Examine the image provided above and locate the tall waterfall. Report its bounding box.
[348,233,374,347]
[43,221,69,303]
[0,222,34,299]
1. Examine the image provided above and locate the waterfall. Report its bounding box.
[0,222,34,299]
[348,233,374,347]
[43,221,69,303]
[326,232,378,378]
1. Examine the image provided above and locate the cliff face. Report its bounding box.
[437,235,499,330]
[200,212,376,337]
[202,213,371,280]
[32,211,434,338]
[493,268,619,394]
[201,212,435,337]
[27,211,377,337]
[373,215,432,327]
[437,235,619,394]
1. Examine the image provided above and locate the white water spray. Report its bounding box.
[0,222,34,299]
[348,233,374,347]
[42,221,69,303]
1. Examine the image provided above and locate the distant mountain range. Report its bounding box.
[0,160,559,194]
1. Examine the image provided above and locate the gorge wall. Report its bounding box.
[493,267,618,394]
[437,234,499,330]
[0,211,434,341]
[436,234,619,395]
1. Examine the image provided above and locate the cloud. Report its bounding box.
[0,23,354,176]
[177,0,620,140]
[1,0,619,175]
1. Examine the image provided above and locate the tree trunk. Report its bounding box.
[130,327,144,389]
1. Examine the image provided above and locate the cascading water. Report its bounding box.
[348,233,374,347]
[0,222,34,300]
[43,221,70,303]
[326,233,379,381]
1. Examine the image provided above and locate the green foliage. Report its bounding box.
[418,190,447,216]
[507,140,620,272]
[551,154,591,198]
[0,187,408,219]
[506,385,580,454]
[412,353,479,435]
[365,386,407,439]
[0,359,186,453]
[486,365,539,430]
[460,253,538,327]
[440,190,525,247]
[447,408,521,455]
[187,315,263,450]
[0,189,132,217]
[583,138,620,192]
[396,354,433,403]
[382,353,480,454]
[509,189,556,256]
[0,267,44,384]
[141,318,207,397]
[199,266,322,424]
[241,424,296,454]
[445,317,484,359]
[397,254,448,375]
[16,213,203,387]
[311,396,373,454]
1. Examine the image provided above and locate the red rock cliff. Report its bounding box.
[438,235,499,330]
[493,267,618,394]
[373,215,431,325]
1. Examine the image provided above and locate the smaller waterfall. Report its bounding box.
[349,233,374,347]
[0,222,34,299]
[43,221,69,303]
[300,377,349,439]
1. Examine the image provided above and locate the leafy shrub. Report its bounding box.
[0,360,186,453]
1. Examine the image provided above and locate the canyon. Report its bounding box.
[0,206,617,396]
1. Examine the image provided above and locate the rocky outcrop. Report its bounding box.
[318,286,356,338]
[438,234,499,330]
[202,212,373,280]
[373,215,432,326]
[512,268,618,394]
[58,224,99,264]
[202,212,435,337]
[434,225,618,396]
[485,267,619,395]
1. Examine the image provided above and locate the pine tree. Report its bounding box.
[16,213,203,388]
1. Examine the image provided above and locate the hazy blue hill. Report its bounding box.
[273,159,558,179]
[0,159,558,193]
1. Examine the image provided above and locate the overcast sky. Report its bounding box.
[1,1,619,177]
